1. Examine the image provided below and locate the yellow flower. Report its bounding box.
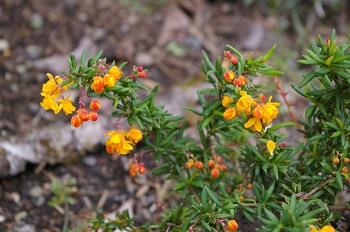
[127,126,143,143]
[244,117,262,132]
[236,91,255,114]
[40,93,59,111]
[223,108,236,120]
[56,95,76,115]
[266,140,276,156]
[261,96,280,125]
[320,225,335,232]
[105,131,133,155]
[222,96,234,108]
[109,66,123,81]
[310,225,335,232]
[103,74,116,87]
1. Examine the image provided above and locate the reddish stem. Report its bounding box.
[274,76,302,129]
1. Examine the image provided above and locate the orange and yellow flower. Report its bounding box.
[105,127,143,155]
[91,76,105,93]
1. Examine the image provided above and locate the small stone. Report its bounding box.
[0,39,9,51]
[83,156,97,167]
[134,52,154,67]
[29,186,42,198]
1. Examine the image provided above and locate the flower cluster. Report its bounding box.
[184,158,204,170]
[40,73,76,115]
[131,65,148,79]
[222,91,280,132]
[208,154,227,178]
[129,161,146,177]
[224,51,238,65]
[104,126,143,155]
[224,70,247,87]
[71,100,100,128]
[91,66,123,93]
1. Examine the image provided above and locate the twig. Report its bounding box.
[62,201,69,232]
[274,75,302,129]
[300,175,334,200]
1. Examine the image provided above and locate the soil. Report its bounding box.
[0,0,349,231]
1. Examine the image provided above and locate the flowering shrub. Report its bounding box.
[39,30,350,231]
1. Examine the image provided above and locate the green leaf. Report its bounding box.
[264,182,275,202]
[261,44,276,63]
[201,220,211,231]
[305,105,316,119]
[69,53,77,69]
[205,186,222,207]
[174,182,186,191]
[336,173,343,190]
[202,50,215,71]
[263,208,278,222]
[299,208,324,221]
[199,115,214,130]
[331,131,342,138]
[291,83,307,98]
[306,49,326,64]
[159,131,178,147]
[299,70,317,88]
[183,106,202,116]
[315,67,330,74]
[320,162,333,174]
[243,209,255,222]
[273,165,279,180]
[266,122,295,132]
[247,144,268,163]
[80,49,87,68]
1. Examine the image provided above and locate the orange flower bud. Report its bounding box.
[129,169,137,177]
[259,93,266,102]
[224,51,233,58]
[230,56,238,65]
[139,162,145,167]
[239,195,244,200]
[89,100,101,111]
[345,158,350,164]
[219,164,227,172]
[195,161,204,170]
[333,157,340,165]
[71,115,83,128]
[131,163,139,172]
[247,183,253,190]
[184,162,191,169]
[224,70,235,82]
[342,167,349,173]
[77,108,89,122]
[138,71,148,78]
[227,219,239,231]
[211,168,219,178]
[208,160,215,169]
[136,66,143,72]
[216,156,223,164]
[238,75,247,85]
[139,166,146,174]
[233,78,242,87]
[89,111,98,121]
